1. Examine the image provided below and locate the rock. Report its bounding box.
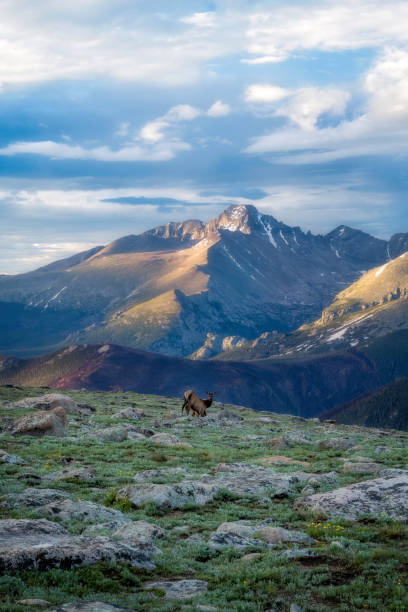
[49,602,135,611]
[11,406,67,437]
[12,393,79,414]
[258,456,311,467]
[0,449,26,464]
[208,531,263,551]
[342,462,382,474]
[241,552,262,561]
[44,467,95,482]
[15,599,51,608]
[144,579,208,599]
[113,520,165,544]
[186,534,205,544]
[94,427,128,442]
[1,487,70,508]
[0,519,158,572]
[82,518,130,535]
[257,527,314,545]
[216,521,256,538]
[127,431,147,441]
[301,486,315,496]
[118,481,216,510]
[172,525,190,535]
[374,446,391,455]
[133,467,187,482]
[116,408,142,420]
[290,604,304,612]
[215,410,243,424]
[294,475,408,520]
[318,437,357,451]
[280,549,317,560]
[150,433,182,446]
[39,499,132,523]
[265,437,292,449]
[380,468,408,478]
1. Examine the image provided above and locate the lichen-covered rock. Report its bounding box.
[118,481,216,510]
[257,526,314,545]
[93,426,128,442]
[116,408,142,420]
[0,449,26,464]
[133,467,188,482]
[294,475,408,520]
[12,393,79,414]
[44,467,96,482]
[39,499,132,523]
[150,433,182,446]
[342,462,382,474]
[15,599,51,608]
[113,520,165,544]
[144,579,208,599]
[49,602,135,611]
[317,437,357,450]
[208,530,263,551]
[1,487,70,508]
[0,519,158,572]
[11,406,67,437]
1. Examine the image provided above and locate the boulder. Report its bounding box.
[257,526,314,545]
[215,521,256,539]
[150,433,182,446]
[133,467,187,482]
[318,437,357,451]
[116,408,142,420]
[1,487,70,508]
[144,579,208,599]
[0,449,26,464]
[208,530,262,551]
[0,519,158,572]
[15,600,51,608]
[342,462,382,474]
[12,393,79,414]
[44,467,96,482]
[11,406,67,437]
[94,427,128,442]
[294,475,408,520]
[258,456,311,467]
[49,602,135,611]
[39,499,132,523]
[82,518,130,536]
[118,481,216,510]
[113,520,165,544]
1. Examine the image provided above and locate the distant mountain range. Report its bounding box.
[0,203,405,359]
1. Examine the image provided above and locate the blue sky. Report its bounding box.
[1,0,408,273]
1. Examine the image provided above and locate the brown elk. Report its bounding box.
[181,390,216,417]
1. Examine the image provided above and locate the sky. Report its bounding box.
[1,0,408,273]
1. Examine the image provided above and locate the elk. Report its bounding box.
[181,390,216,417]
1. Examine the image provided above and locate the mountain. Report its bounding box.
[0,342,380,418]
[320,377,408,430]
[0,204,401,358]
[218,250,408,361]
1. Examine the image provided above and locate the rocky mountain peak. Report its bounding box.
[205,204,261,235]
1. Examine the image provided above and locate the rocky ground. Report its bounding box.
[0,387,407,611]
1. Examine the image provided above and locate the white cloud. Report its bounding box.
[180,12,217,28]
[245,84,290,103]
[115,122,130,137]
[0,139,191,162]
[206,100,231,117]
[241,55,285,65]
[245,47,408,163]
[275,87,350,131]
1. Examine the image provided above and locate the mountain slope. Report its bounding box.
[0,204,402,358]
[219,251,408,361]
[321,377,408,430]
[0,343,380,418]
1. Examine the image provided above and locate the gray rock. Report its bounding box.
[127,431,147,441]
[150,433,182,446]
[39,499,132,523]
[186,534,205,544]
[294,475,408,520]
[49,602,135,611]
[0,449,26,464]
[257,526,314,545]
[82,518,130,536]
[215,521,256,538]
[44,467,95,482]
[12,393,79,414]
[318,437,357,450]
[1,487,70,508]
[290,604,305,612]
[379,468,408,478]
[116,408,142,420]
[118,481,216,510]
[15,599,51,608]
[280,548,317,560]
[93,427,128,442]
[374,446,391,455]
[144,579,208,599]
[342,462,382,474]
[113,520,165,544]
[133,467,187,482]
[0,519,159,572]
[11,406,67,437]
[208,531,263,551]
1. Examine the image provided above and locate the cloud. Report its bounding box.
[241,55,286,65]
[0,139,191,162]
[180,12,217,28]
[206,100,231,117]
[245,48,408,163]
[245,84,290,103]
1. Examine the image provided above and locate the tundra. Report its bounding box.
[181,390,216,417]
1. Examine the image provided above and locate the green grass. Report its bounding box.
[0,386,407,611]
